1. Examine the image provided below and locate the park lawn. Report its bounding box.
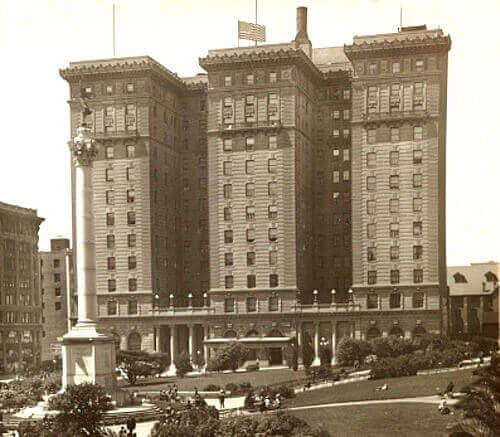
[292,403,459,437]
[121,368,306,392]
[284,368,476,408]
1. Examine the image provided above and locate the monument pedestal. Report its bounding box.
[61,325,117,391]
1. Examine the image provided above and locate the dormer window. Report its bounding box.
[453,272,467,283]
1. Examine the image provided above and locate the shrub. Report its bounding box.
[207,342,249,372]
[470,336,498,355]
[336,337,372,365]
[302,332,314,369]
[370,337,392,358]
[174,352,193,378]
[246,363,259,372]
[308,364,333,381]
[224,382,239,394]
[120,360,153,386]
[203,383,221,392]
[283,341,299,370]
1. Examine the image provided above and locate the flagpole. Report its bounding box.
[255,0,257,46]
[113,3,116,57]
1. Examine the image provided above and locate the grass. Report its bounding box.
[284,368,476,408]
[292,403,459,437]
[121,368,306,392]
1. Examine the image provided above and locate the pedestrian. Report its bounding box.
[218,388,225,409]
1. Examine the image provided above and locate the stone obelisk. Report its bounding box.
[61,121,117,391]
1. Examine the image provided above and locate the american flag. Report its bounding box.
[238,20,266,42]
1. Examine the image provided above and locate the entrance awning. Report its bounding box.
[204,336,292,346]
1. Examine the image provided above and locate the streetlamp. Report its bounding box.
[154,293,160,310]
[313,289,319,305]
[330,289,336,305]
[187,292,193,308]
[168,293,174,309]
[348,288,353,303]
[203,292,208,308]
[319,336,330,366]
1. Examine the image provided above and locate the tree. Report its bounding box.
[207,342,249,372]
[174,352,193,378]
[47,383,113,436]
[301,332,314,369]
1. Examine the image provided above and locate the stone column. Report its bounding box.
[61,123,116,392]
[312,322,320,366]
[1,331,6,373]
[167,325,176,375]
[331,322,337,366]
[296,322,303,365]
[188,324,194,361]
[202,326,209,371]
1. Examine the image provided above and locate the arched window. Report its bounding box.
[413,325,426,338]
[366,326,381,340]
[246,329,259,337]
[389,326,404,338]
[127,332,141,352]
[267,328,284,337]
[223,329,237,338]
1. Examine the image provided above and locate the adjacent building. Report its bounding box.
[0,202,43,373]
[39,238,75,361]
[448,262,499,340]
[60,7,451,369]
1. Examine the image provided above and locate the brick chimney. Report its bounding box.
[294,6,312,58]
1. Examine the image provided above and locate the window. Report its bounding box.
[269,250,277,266]
[413,221,422,237]
[105,85,113,95]
[128,300,138,315]
[247,252,256,266]
[128,256,137,270]
[390,151,399,166]
[367,176,376,191]
[268,135,277,150]
[126,167,133,181]
[106,190,114,205]
[343,89,350,100]
[367,86,378,113]
[413,174,422,188]
[246,228,256,242]
[107,300,117,315]
[126,145,136,158]
[333,110,340,119]
[367,223,376,239]
[414,269,424,283]
[55,302,62,311]
[268,93,279,119]
[268,158,277,173]
[246,274,256,289]
[126,83,135,93]
[367,293,378,309]
[332,149,340,159]
[107,257,115,270]
[224,230,233,244]
[269,274,279,288]
[105,146,114,159]
[333,171,340,183]
[390,269,400,284]
[223,138,232,152]
[343,109,350,120]
[392,62,400,73]
[343,170,350,181]
[269,72,277,83]
[107,234,115,249]
[390,199,399,213]
[390,245,399,260]
[343,128,350,138]
[53,259,60,268]
[367,200,376,215]
[366,152,376,167]
[391,127,400,142]
[413,292,424,308]
[333,129,340,138]
[127,211,136,225]
[108,279,116,292]
[269,227,278,242]
[413,126,423,140]
[367,247,376,261]
[369,63,377,74]
[245,137,255,151]
[368,270,377,285]
[105,167,114,182]
[390,292,401,308]
[413,245,423,260]
[224,184,232,199]
[245,160,255,175]
[245,206,255,222]
[224,76,232,86]
[390,175,399,189]
[224,253,233,266]
[413,197,422,212]
[415,59,424,72]
[390,222,399,238]
[247,74,254,85]
[343,149,350,162]
[128,278,137,291]
[367,128,376,144]
[246,296,257,311]
[390,84,401,111]
[221,160,232,176]
[127,189,135,203]
[414,82,424,109]
[55,288,61,297]
[413,149,423,164]
[224,296,235,312]
[268,182,277,196]
[128,234,136,247]
[268,205,278,220]
[245,182,255,197]
[268,295,279,311]
[224,207,232,221]
[245,95,256,121]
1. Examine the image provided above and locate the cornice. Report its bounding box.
[344,35,451,60]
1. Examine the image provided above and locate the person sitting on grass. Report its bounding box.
[438,397,451,415]
[444,381,454,398]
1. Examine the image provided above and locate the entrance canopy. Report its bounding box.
[204,336,292,347]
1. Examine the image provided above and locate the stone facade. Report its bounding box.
[60,8,451,370]
[0,202,43,373]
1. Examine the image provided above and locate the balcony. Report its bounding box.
[355,110,435,125]
[209,120,282,134]
[294,303,361,313]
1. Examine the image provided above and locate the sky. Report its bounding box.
[0,0,498,266]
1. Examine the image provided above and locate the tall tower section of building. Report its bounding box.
[345,26,451,334]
